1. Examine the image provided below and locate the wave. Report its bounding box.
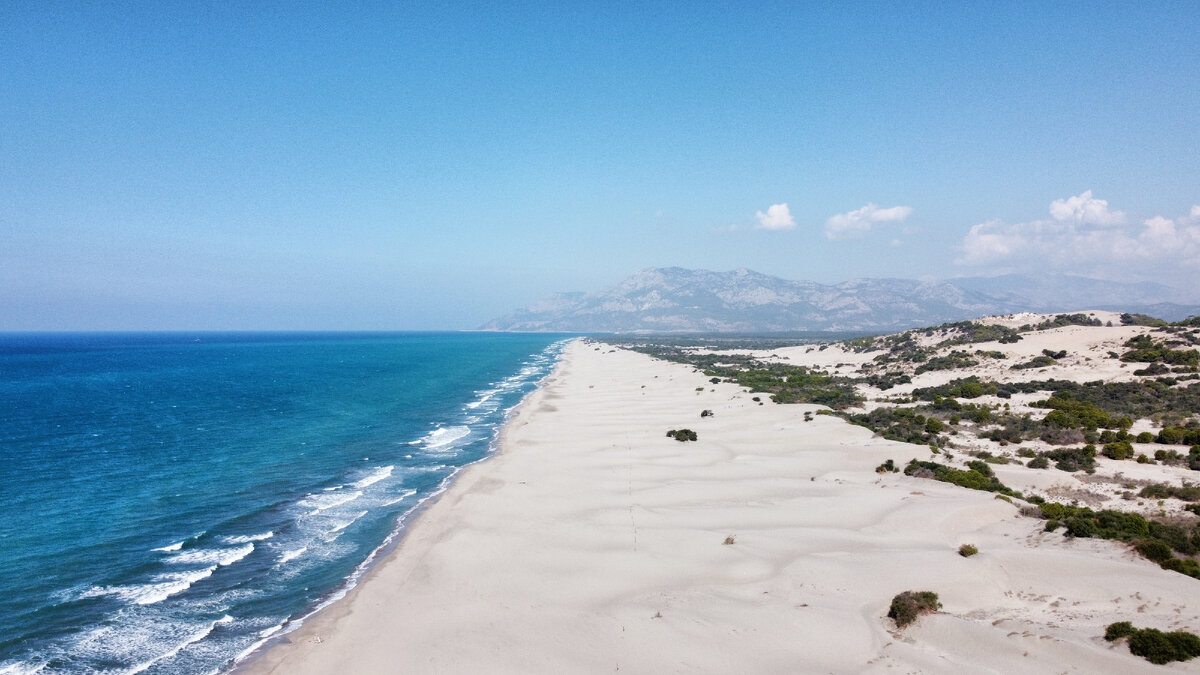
[151,541,185,553]
[416,425,470,449]
[0,662,45,674]
[82,566,217,606]
[380,489,417,507]
[126,615,233,674]
[278,547,307,565]
[325,511,368,538]
[220,531,274,544]
[301,490,363,514]
[464,389,498,409]
[352,465,393,489]
[166,543,254,567]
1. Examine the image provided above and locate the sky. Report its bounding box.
[2,2,1199,330]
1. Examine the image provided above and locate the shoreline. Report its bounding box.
[231,339,574,673]
[240,339,1200,673]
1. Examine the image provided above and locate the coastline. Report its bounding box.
[231,338,575,673]
[239,339,1200,673]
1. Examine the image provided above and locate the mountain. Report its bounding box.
[480,268,1200,333]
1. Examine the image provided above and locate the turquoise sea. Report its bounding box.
[0,332,568,673]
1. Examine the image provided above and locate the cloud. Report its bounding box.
[824,203,913,240]
[754,203,795,231]
[955,192,1200,274]
[1047,189,1125,226]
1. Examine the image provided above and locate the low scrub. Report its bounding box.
[904,459,1022,499]
[666,428,697,442]
[887,591,941,628]
[1105,622,1200,665]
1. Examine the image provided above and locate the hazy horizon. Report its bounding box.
[3,4,1198,330]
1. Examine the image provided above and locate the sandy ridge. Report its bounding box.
[241,338,1200,673]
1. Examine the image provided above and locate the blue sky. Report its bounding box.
[2,2,1198,329]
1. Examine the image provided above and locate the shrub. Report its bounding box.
[1128,627,1200,664]
[1135,539,1174,563]
[904,459,1022,498]
[1027,456,1050,469]
[666,428,698,442]
[958,544,978,557]
[876,459,898,473]
[887,591,941,628]
[1103,441,1134,460]
[1138,484,1200,502]
[1105,621,1136,642]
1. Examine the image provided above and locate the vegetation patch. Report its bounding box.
[904,459,1022,498]
[666,428,698,442]
[1037,502,1200,579]
[1121,335,1200,367]
[958,544,978,557]
[1139,483,1200,502]
[1020,313,1103,331]
[841,408,948,447]
[1105,622,1200,665]
[887,591,942,628]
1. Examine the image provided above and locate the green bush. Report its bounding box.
[958,544,978,557]
[887,591,941,628]
[875,459,898,473]
[1135,539,1174,563]
[1027,456,1050,469]
[1105,621,1136,641]
[904,459,1022,498]
[666,428,698,442]
[1103,441,1134,460]
[1128,627,1200,664]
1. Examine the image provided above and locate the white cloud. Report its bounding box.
[1047,189,1125,226]
[754,203,795,231]
[1190,204,1200,220]
[824,203,913,240]
[955,192,1200,274]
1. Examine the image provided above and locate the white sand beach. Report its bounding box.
[242,338,1200,673]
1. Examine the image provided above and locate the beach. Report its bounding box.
[242,338,1200,673]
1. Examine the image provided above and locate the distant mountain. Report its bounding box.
[480,268,1200,333]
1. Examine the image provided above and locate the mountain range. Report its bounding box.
[480,268,1200,333]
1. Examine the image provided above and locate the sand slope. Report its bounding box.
[242,340,1200,673]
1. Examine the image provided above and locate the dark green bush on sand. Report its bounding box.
[1106,623,1200,664]
[1105,621,1136,642]
[665,428,697,442]
[904,459,1022,499]
[887,591,941,628]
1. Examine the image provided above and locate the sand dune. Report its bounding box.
[242,339,1200,673]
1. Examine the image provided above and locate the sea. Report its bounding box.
[0,332,570,674]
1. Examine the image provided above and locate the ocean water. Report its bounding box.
[0,332,569,674]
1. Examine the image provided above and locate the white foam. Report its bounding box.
[352,465,393,489]
[126,615,233,674]
[420,425,470,449]
[83,566,217,606]
[151,541,185,553]
[166,543,254,567]
[325,511,368,537]
[0,662,45,674]
[301,490,363,514]
[380,489,418,507]
[220,532,274,544]
[278,547,307,565]
[465,389,498,409]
